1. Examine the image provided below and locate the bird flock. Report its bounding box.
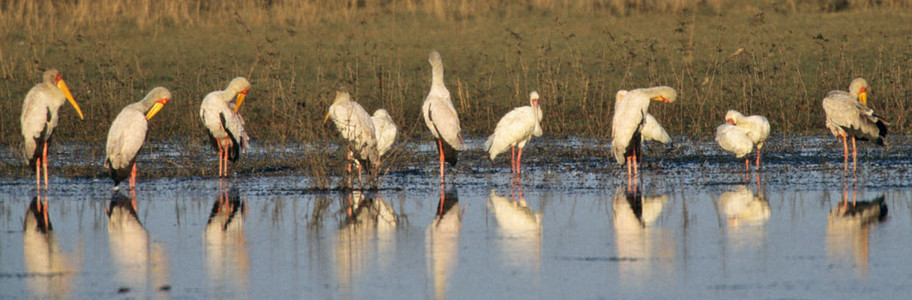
[18,51,888,195]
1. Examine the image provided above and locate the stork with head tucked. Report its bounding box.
[200,77,251,177]
[325,90,379,184]
[371,108,398,166]
[105,87,171,190]
[721,110,770,169]
[20,69,84,191]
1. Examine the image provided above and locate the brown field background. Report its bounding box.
[1,0,911,149]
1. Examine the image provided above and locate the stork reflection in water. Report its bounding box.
[205,186,250,295]
[106,191,171,293]
[427,185,461,300]
[23,196,79,299]
[826,185,887,278]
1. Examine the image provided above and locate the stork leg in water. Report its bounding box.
[851,135,857,172]
[511,146,517,175]
[42,141,49,190]
[438,183,445,215]
[840,132,849,172]
[437,139,446,184]
[755,147,762,169]
[517,147,524,175]
[129,163,137,190]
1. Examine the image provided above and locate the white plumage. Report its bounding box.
[721,110,770,168]
[822,78,888,171]
[422,50,463,183]
[325,90,379,175]
[610,86,676,181]
[200,77,251,177]
[20,69,84,190]
[105,87,171,189]
[371,109,397,158]
[715,123,753,159]
[717,185,770,225]
[484,91,543,175]
[641,113,670,144]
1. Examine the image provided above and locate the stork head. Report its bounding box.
[45,69,84,120]
[324,90,352,124]
[227,77,251,113]
[724,110,743,125]
[849,78,869,105]
[648,86,677,103]
[529,91,540,108]
[143,87,171,120]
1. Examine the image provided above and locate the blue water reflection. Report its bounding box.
[1,178,911,298]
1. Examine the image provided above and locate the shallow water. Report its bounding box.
[2,136,912,298]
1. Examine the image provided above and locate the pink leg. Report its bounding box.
[626,156,632,190]
[755,147,762,169]
[35,157,41,191]
[216,139,223,177]
[438,139,445,184]
[517,147,524,175]
[851,135,857,172]
[840,132,848,172]
[438,183,445,215]
[42,141,49,190]
[632,149,638,177]
[511,146,516,175]
[130,162,137,189]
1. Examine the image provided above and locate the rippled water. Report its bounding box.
[1,136,912,298]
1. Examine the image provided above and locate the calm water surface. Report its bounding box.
[2,136,912,298]
[1,173,910,299]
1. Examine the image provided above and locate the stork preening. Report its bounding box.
[485,91,543,178]
[325,90,379,185]
[371,109,398,167]
[200,77,251,177]
[422,50,464,184]
[610,86,677,182]
[822,78,889,172]
[715,110,770,170]
[20,69,84,191]
[105,87,171,190]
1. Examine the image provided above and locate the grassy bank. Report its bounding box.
[1,0,911,148]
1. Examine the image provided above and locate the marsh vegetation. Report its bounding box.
[1,0,910,185]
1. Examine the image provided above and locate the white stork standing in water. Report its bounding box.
[105,87,171,190]
[822,78,888,172]
[422,50,464,184]
[324,90,379,184]
[611,86,677,181]
[20,69,84,191]
[715,121,754,171]
[371,109,397,167]
[485,91,544,177]
[717,110,770,170]
[200,77,251,177]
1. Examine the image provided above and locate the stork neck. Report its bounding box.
[431,64,446,90]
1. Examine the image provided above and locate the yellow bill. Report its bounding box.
[234,89,249,113]
[56,79,84,120]
[323,111,332,124]
[146,99,169,120]
[651,96,669,103]
[858,90,867,106]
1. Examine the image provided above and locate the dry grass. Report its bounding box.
[1,1,911,184]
